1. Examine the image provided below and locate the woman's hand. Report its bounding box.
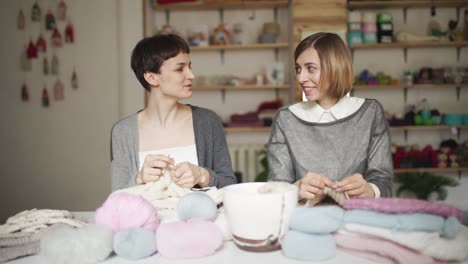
[171,162,210,188]
[336,173,375,198]
[296,172,334,200]
[136,154,174,184]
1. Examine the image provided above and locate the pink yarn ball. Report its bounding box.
[156,219,223,259]
[95,192,159,233]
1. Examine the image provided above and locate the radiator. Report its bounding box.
[228,144,266,182]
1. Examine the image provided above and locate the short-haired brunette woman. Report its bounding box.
[111,34,236,191]
[267,32,393,201]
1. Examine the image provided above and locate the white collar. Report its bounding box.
[289,96,365,123]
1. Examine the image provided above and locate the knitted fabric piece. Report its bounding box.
[344,223,468,262]
[177,192,217,222]
[289,206,344,234]
[305,187,349,207]
[113,228,157,260]
[281,230,335,261]
[334,229,437,264]
[156,219,223,259]
[344,210,459,238]
[0,241,39,263]
[344,198,463,221]
[0,209,86,235]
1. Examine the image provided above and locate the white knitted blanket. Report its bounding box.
[0,209,87,236]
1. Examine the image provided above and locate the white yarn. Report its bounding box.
[40,224,113,264]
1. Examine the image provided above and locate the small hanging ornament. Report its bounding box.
[31,1,41,22]
[43,57,49,75]
[54,79,65,101]
[26,39,38,59]
[65,22,74,43]
[17,9,25,30]
[42,86,50,107]
[57,0,67,21]
[71,68,78,89]
[20,46,32,71]
[45,10,56,30]
[36,34,47,53]
[21,82,29,102]
[51,28,63,47]
[51,54,59,75]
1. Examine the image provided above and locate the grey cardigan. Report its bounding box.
[267,99,393,197]
[110,105,236,191]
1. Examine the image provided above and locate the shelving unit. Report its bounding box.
[151,0,289,11]
[224,126,271,133]
[195,84,288,90]
[191,42,288,51]
[348,0,468,182]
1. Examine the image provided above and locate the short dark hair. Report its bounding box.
[131,34,190,91]
[294,32,353,99]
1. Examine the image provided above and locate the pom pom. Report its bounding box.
[177,192,217,221]
[40,224,113,264]
[113,228,157,260]
[156,219,223,259]
[95,192,159,233]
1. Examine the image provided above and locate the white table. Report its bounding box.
[7,212,380,264]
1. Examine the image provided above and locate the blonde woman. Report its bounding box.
[268,32,393,200]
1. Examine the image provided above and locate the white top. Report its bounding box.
[288,96,381,198]
[138,144,198,170]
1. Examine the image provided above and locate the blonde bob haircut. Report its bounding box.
[294,32,354,100]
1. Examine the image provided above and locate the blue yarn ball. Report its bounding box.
[177,192,217,221]
[113,228,157,260]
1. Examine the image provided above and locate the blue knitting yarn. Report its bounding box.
[113,228,157,260]
[289,206,344,234]
[282,230,336,261]
[177,192,217,221]
[443,216,461,238]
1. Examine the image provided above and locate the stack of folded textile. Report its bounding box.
[335,198,468,263]
[0,209,87,262]
[228,112,263,127]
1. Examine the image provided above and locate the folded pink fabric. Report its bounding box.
[344,198,462,221]
[334,230,437,264]
[156,219,223,259]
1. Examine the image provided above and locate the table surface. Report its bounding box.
[9,212,468,264]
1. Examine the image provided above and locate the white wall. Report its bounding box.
[0,0,143,222]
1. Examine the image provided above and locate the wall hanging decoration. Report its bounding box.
[71,68,78,89]
[54,79,64,101]
[65,22,74,43]
[45,9,56,30]
[43,57,49,75]
[17,9,25,30]
[26,39,38,59]
[51,28,63,47]
[36,34,47,53]
[20,46,32,71]
[21,83,29,102]
[51,54,59,75]
[31,1,41,22]
[42,86,50,107]
[57,0,67,21]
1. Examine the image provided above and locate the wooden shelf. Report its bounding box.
[390,125,468,131]
[194,84,288,90]
[354,83,468,90]
[348,0,468,9]
[153,0,289,11]
[350,41,468,50]
[395,167,468,174]
[191,43,289,51]
[224,126,271,133]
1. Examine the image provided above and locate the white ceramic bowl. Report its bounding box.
[223,182,298,252]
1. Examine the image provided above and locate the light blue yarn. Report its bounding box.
[282,230,336,261]
[177,192,217,221]
[289,206,344,234]
[113,228,157,260]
